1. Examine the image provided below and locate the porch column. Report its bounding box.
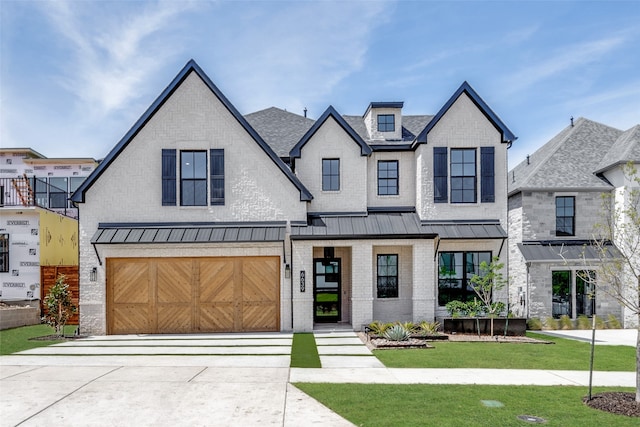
[351,242,373,330]
[413,240,436,321]
[291,241,314,332]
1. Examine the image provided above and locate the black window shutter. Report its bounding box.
[481,147,495,203]
[434,147,448,203]
[210,149,224,205]
[161,149,176,206]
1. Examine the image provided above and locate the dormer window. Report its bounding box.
[377,114,395,132]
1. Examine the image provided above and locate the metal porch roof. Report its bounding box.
[91,222,286,244]
[517,241,621,262]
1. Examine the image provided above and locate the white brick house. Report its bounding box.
[72,60,516,334]
[508,118,640,327]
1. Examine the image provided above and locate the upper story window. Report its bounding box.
[377,114,395,132]
[32,177,83,209]
[451,148,476,203]
[556,196,575,236]
[181,151,207,206]
[434,147,495,204]
[377,254,398,298]
[0,233,8,273]
[322,159,340,191]
[378,160,398,195]
[162,149,225,206]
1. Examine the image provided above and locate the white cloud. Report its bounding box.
[39,0,201,118]
[505,35,626,94]
[202,1,390,113]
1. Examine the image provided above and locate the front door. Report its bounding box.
[314,258,341,322]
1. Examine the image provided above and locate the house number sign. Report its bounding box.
[300,270,305,292]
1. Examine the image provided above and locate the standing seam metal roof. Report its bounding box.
[91,223,286,244]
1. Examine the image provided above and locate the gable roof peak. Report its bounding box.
[72,59,312,203]
[289,105,372,158]
[414,81,516,146]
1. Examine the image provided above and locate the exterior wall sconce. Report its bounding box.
[90,267,97,282]
[285,264,291,278]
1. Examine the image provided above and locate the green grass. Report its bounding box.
[295,383,637,427]
[0,324,76,355]
[373,332,634,371]
[290,333,321,368]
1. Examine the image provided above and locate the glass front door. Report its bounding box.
[314,258,341,322]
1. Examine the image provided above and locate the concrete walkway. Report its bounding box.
[0,330,636,426]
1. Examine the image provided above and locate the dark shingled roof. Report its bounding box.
[91,222,286,244]
[244,107,315,158]
[508,118,621,195]
[595,125,640,174]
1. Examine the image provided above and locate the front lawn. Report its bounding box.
[295,383,637,426]
[373,332,634,371]
[0,324,76,355]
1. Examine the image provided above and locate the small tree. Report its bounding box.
[469,256,508,336]
[591,162,640,402]
[42,274,77,337]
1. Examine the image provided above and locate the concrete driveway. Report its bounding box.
[0,332,358,427]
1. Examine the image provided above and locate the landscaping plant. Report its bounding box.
[42,274,77,337]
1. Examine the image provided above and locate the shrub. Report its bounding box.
[42,274,77,337]
[384,324,410,341]
[445,300,468,317]
[559,315,574,330]
[544,317,559,330]
[417,320,440,335]
[594,315,606,329]
[576,315,591,330]
[527,318,542,330]
[368,321,389,336]
[401,321,418,334]
[607,314,622,329]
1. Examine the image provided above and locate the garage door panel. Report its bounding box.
[243,259,278,302]
[243,303,278,331]
[157,260,193,303]
[199,305,234,331]
[112,261,150,304]
[111,305,151,334]
[199,260,234,303]
[157,305,192,333]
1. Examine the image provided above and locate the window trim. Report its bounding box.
[377,114,395,132]
[377,160,399,196]
[322,158,340,191]
[377,254,398,298]
[555,196,575,236]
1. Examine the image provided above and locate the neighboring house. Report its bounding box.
[72,60,516,335]
[508,118,640,327]
[0,148,97,303]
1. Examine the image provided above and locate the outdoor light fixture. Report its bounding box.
[90,267,97,282]
[285,264,291,278]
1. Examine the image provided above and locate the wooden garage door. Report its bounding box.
[107,256,280,334]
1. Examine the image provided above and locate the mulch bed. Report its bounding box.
[585,392,640,417]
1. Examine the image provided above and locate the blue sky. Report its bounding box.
[2,0,639,168]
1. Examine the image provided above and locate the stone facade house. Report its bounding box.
[508,118,640,327]
[72,60,516,335]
